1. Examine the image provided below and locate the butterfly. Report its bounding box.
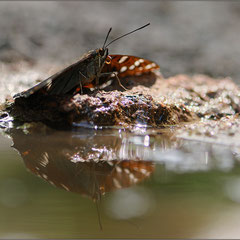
[13,23,160,98]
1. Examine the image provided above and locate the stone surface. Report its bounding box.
[7,74,240,129]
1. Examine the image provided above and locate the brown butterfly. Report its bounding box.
[13,23,160,98]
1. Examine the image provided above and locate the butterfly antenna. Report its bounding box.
[103,27,112,49]
[105,23,150,48]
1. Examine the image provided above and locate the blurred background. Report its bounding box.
[0,1,240,81]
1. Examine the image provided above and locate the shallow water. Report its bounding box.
[1,124,240,239]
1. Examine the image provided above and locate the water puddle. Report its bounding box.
[1,122,240,238]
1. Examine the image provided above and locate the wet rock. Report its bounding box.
[177,115,240,146]
[7,74,240,129]
[9,86,192,129]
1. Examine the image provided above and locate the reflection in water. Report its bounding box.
[8,126,174,199]
[7,124,240,200]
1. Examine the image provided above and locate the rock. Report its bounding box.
[7,74,240,129]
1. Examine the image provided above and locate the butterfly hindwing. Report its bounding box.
[102,55,160,77]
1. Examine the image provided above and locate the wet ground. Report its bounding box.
[1,1,240,239]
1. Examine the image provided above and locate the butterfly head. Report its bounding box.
[95,47,110,67]
[99,47,108,60]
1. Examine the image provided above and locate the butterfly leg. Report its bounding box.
[111,72,128,91]
[95,76,99,89]
[95,54,101,88]
[78,71,88,94]
[100,72,128,91]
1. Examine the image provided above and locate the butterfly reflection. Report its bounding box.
[8,126,168,200]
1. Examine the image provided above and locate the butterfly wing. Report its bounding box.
[101,55,160,77]
[97,55,160,89]
[14,53,93,98]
